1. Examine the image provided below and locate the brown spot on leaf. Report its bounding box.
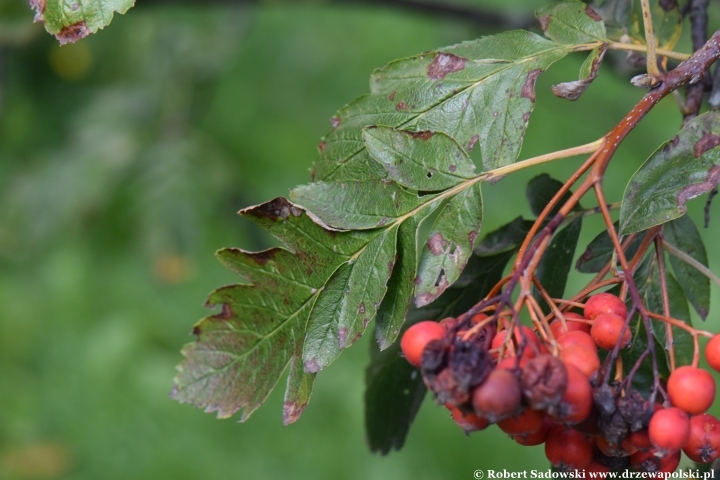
[338,327,348,349]
[29,0,45,21]
[304,359,321,373]
[408,131,434,141]
[243,197,301,221]
[448,164,457,172]
[282,401,308,426]
[358,303,366,314]
[523,111,531,122]
[395,101,408,111]
[427,53,467,80]
[694,132,720,157]
[318,141,326,153]
[427,232,447,255]
[663,135,681,153]
[576,248,594,269]
[659,0,677,12]
[677,165,720,209]
[249,249,279,266]
[521,69,543,102]
[468,230,478,246]
[388,91,396,101]
[538,15,550,33]
[585,5,602,21]
[55,22,90,45]
[468,135,479,151]
[330,116,341,128]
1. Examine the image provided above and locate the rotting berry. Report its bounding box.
[521,354,568,411]
[667,365,716,415]
[584,293,627,320]
[630,448,681,473]
[682,413,720,463]
[401,321,447,367]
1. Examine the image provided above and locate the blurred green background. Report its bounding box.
[2,1,720,479]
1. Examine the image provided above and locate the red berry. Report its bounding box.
[627,429,652,452]
[705,335,720,373]
[400,321,446,367]
[667,366,716,415]
[446,403,489,433]
[550,364,593,424]
[472,368,522,422]
[545,425,594,470]
[584,293,627,320]
[649,407,690,452]
[683,413,720,463]
[560,344,600,378]
[590,313,631,350]
[496,355,530,371]
[470,312,489,324]
[557,331,597,353]
[438,317,459,329]
[512,417,553,446]
[596,435,636,457]
[630,448,681,473]
[491,325,541,359]
[497,408,545,435]
[550,312,591,337]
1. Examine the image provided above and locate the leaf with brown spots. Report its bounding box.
[552,44,606,101]
[303,226,399,372]
[620,112,720,235]
[30,0,135,44]
[363,126,477,191]
[415,182,483,307]
[310,31,575,182]
[172,198,374,424]
[536,1,607,44]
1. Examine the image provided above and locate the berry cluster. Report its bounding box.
[401,293,720,472]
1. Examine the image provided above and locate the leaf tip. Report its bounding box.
[282,401,308,426]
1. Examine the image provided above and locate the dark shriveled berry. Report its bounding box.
[449,337,493,393]
[472,368,522,423]
[521,354,568,410]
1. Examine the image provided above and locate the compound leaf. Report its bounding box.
[363,127,477,191]
[536,1,607,44]
[172,198,372,423]
[663,215,710,320]
[415,182,483,307]
[303,226,399,373]
[620,112,720,235]
[30,0,134,44]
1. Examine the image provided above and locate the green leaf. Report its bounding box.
[375,202,440,350]
[303,226,399,373]
[30,0,134,44]
[536,1,607,44]
[363,127,477,191]
[664,215,710,320]
[575,222,644,273]
[172,198,372,423]
[365,335,427,455]
[534,217,583,313]
[415,182,483,307]
[312,31,574,181]
[526,173,581,218]
[474,216,534,256]
[291,179,428,230]
[638,258,694,368]
[620,111,720,235]
[552,44,607,101]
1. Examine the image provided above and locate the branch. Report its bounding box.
[682,0,710,125]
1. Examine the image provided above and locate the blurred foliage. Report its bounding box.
[2,1,720,479]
